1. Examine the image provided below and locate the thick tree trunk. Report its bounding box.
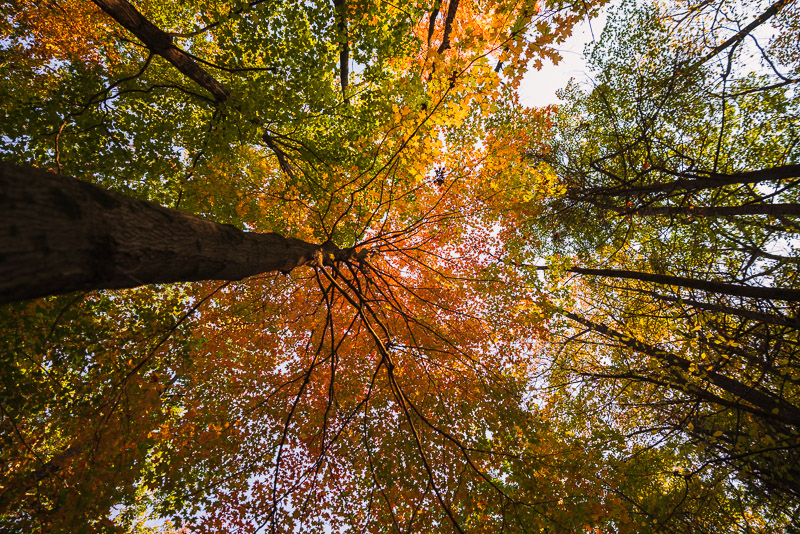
[0,163,334,303]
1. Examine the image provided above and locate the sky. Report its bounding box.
[517,13,608,107]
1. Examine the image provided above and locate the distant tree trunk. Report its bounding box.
[574,163,800,198]
[563,310,800,428]
[625,287,797,327]
[0,163,349,303]
[534,265,800,302]
[690,0,790,69]
[437,0,460,53]
[333,0,349,104]
[612,203,800,218]
[427,0,441,46]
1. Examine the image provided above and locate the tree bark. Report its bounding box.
[427,1,441,46]
[437,0,460,53]
[333,0,349,104]
[0,162,338,303]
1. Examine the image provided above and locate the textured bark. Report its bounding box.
[0,163,338,303]
[92,0,230,102]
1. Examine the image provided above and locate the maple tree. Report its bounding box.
[1,0,609,531]
[2,0,799,532]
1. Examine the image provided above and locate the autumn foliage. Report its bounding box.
[1,0,799,531]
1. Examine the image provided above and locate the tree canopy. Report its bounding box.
[1,0,799,531]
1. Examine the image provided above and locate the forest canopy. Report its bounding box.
[1,0,799,531]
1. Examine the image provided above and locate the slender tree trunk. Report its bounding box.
[563,310,800,427]
[539,265,800,302]
[0,443,82,513]
[427,0,441,46]
[613,203,800,218]
[0,163,344,303]
[690,0,790,69]
[630,287,797,327]
[92,0,305,177]
[437,0,460,53]
[92,0,230,102]
[576,163,800,198]
[333,0,349,103]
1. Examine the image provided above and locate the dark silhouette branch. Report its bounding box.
[621,286,798,328]
[437,0,460,53]
[613,203,800,218]
[562,310,800,427]
[575,164,800,198]
[690,0,791,69]
[91,0,231,102]
[530,264,800,302]
[427,1,441,46]
[333,0,349,103]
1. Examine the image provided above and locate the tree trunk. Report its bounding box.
[613,203,800,218]
[563,310,800,428]
[437,0,460,53]
[0,163,338,303]
[629,287,797,327]
[553,265,800,302]
[427,1,441,46]
[333,0,349,103]
[576,163,800,198]
[690,0,790,69]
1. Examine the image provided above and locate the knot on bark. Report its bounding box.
[317,241,367,267]
[310,247,327,268]
[283,237,369,272]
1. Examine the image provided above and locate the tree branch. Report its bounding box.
[690,0,791,69]
[91,0,231,102]
[437,0,460,53]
